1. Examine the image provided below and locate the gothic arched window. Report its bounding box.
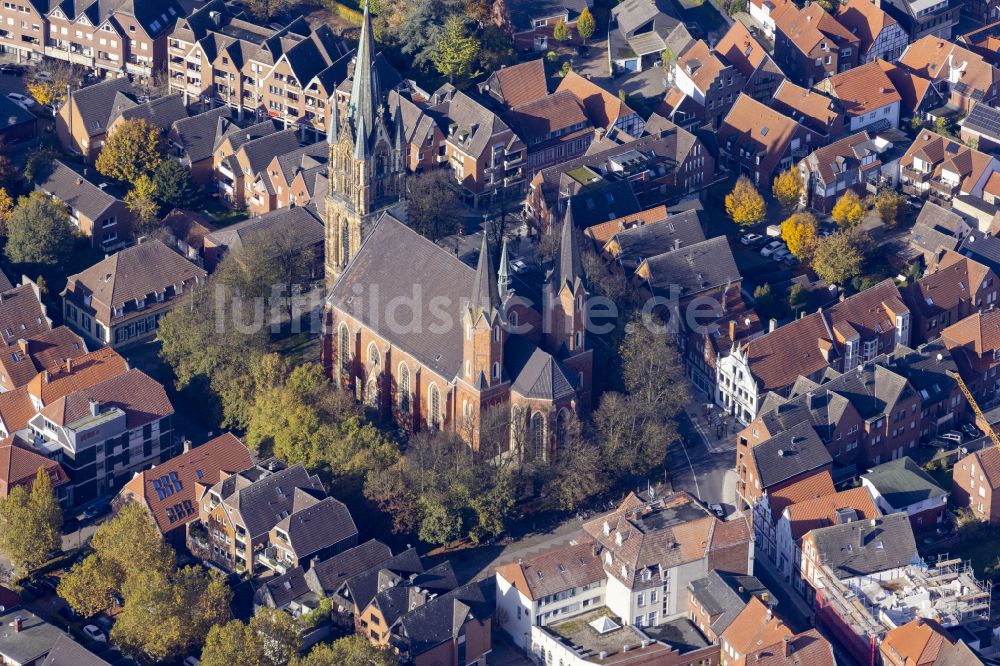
[341,221,350,266]
[531,411,545,461]
[339,324,351,372]
[368,343,380,369]
[366,378,378,407]
[429,383,441,430]
[398,363,410,414]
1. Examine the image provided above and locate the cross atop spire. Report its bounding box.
[348,0,379,145]
[471,234,500,318]
[554,200,584,291]
[498,236,512,299]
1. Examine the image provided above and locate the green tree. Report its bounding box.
[772,169,803,212]
[873,189,906,227]
[201,608,300,666]
[0,467,62,575]
[22,147,56,184]
[58,556,118,617]
[112,566,233,660]
[95,118,164,185]
[125,174,160,235]
[153,159,198,210]
[934,115,954,137]
[243,0,297,23]
[812,231,866,285]
[831,190,865,228]
[297,635,398,666]
[4,192,76,266]
[395,0,467,69]
[418,495,463,545]
[406,169,462,240]
[0,187,13,233]
[753,283,781,322]
[553,18,570,41]
[725,176,766,227]
[787,283,813,315]
[90,502,176,579]
[431,15,480,82]
[577,7,596,42]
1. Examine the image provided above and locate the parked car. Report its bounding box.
[940,431,963,445]
[83,499,110,520]
[761,241,785,258]
[83,624,107,642]
[39,575,60,592]
[0,63,23,76]
[59,605,83,623]
[34,70,52,82]
[961,423,982,440]
[510,259,528,274]
[22,580,46,596]
[184,657,201,666]
[740,233,764,246]
[781,254,800,265]
[6,93,34,108]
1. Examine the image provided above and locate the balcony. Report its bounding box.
[928,179,959,197]
[503,155,524,169]
[257,547,290,574]
[901,166,930,183]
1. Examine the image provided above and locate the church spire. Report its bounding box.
[498,236,512,298]
[555,200,584,291]
[471,233,500,317]
[353,111,369,160]
[348,0,379,143]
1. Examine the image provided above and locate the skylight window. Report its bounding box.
[760,127,769,136]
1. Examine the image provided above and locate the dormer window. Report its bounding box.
[135,297,146,310]
[156,291,165,303]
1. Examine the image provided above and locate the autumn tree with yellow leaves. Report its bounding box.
[780,211,820,259]
[831,190,865,228]
[725,176,766,227]
[772,169,803,212]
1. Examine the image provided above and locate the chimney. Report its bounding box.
[729,319,736,341]
[13,616,22,633]
[89,399,100,417]
[769,318,777,332]
[43,370,49,384]
[784,636,793,657]
[65,357,72,373]
[673,238,682,251]
[17,338,27,354]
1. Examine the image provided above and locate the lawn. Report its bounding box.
[198,195,248,228]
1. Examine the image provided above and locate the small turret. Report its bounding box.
[498,236,512,299]
[470,233,500,318]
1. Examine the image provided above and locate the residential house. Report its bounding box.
[814,60,902,133]
[718,94,824,190]
[898,37,1000,113]
[799,512,919,606]
[908,202,972,264]
[668,40,747,130]
[772,1,860,87]
[0,434,69,502]
[608,0,692,73]
[253,538,392,615]
[880,0,961,40]
[686,293,764,399]
[952,446,1000,524]
[941,309,1000,404]
[248,141,328,216]
[582,204,672,250]
[35,160,134,251]
[960,103,1000,152]
[898,129,1000,205]
[480,59,548,110]
[112,432,253,546]
[190,460,358,575]
[580,490,753,627]
[716,280,911,423]
[492,0,593,52]
[773,487,881,588]
[878,60,939,122]
[556,71,645,137]
[959,20,1000,65]
[0,0,184,76]
[526,123,712,230]
[862,456,948,530]
[719,596,792,666]
[323,211,593,450]
[216,127,305,209]
[902,250,999,342]
[714,20,786,104]
[836,0,908,64]
[27,361,176,507]
[166,0,352,140]
[62,240,207,349]
[752,470,837,575]
[770,80,844,140]
[429,87,527,203]
[389,90,446,174]
[160,208,217,266]
[0,609,67,666]
[42,633,114,666]
[743,629,836,666]
[57,78,138,162]
[598,207,706,271]
[495,539,606,649]
[504,90,594,174]
[881,618,984,666]
[106,94,187,138]
[737,421,834,510]
[0,95,36,144]
[798,131,901,213]
[749,0,791,40]
[167,105,232,185]
[687,571,772,643]
[202,205,324,271]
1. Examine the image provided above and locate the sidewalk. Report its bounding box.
[684,402,739,454]
[754,550,814,632]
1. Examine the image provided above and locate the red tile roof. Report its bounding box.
[39,368,172,429]
[491,59,549,108]
[766,470,837,522]
[746,629,836,666]
[820,60,902,117]
[583,205,669,246]
[556,71,637,131]
[719,94,811,177]
[0,387,35,436]
[723,596,793,657]
[784,487,881,540]
[115,432,254,533]
[0,434,68,499]
[495,539,605,601]
[836,0,897,58]
[26,347,128,407]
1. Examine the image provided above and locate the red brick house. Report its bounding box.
[904,251,999,343]
[941,309,1000,404]
[773,1,860,87]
